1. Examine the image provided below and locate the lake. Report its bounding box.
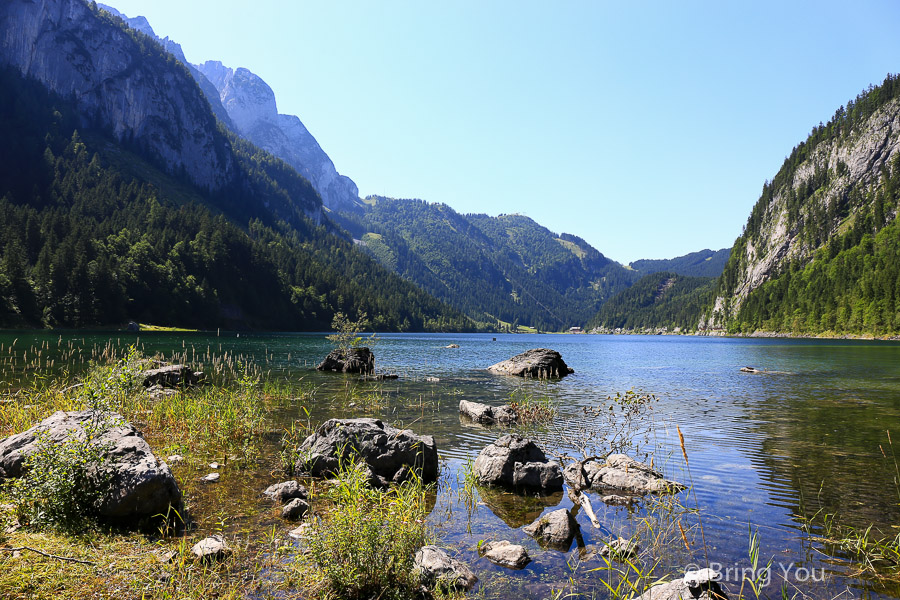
[2,331,899,599]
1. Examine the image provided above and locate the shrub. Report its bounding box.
[8,412,115,533]
[298,461,430,599]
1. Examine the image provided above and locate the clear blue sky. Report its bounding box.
[106,1,900,264]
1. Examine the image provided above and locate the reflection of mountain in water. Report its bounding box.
[746,388,900,531]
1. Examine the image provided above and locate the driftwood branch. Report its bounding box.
[577,492,602,529]
[0,546,96,565]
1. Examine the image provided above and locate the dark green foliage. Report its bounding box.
[587,272,717,332]
[732,155,900,335]
[717,73,900,326]
[0,66,469,331]
[337,198,639,331]
[629,248,731,278]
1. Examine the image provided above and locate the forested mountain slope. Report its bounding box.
[629,248,730,278]
[336,198,639,331]
[587,273,717,333]
[0,2,469,331]
[704,74,900,335]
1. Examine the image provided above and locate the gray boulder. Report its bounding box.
[474,434,563,492]
[191,535,231,563]
[487,348,573,378]
[564,455,684,496]
[0,410,181,520]
[414,545,478,591]
[480,540,530,569]
[281,498,309,521]
[635,569,728,600]
[523,508,580,551]
[263,480,308,504]
[459,400,518,425]
[142,364,203,388]
[316,347,375,374]
[295,418,438,486]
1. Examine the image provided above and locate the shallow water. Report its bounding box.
[2,331,899,599]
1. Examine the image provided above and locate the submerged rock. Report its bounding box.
[599,537,639,560]
[459,400,518,425]
[474,434,563,492]
[487,348,573,378]
[295,418,438,487]
[564,455,684,496]
[523,508,580,551]
[414,545,478,591]
[316,347,374,374]
[480,540,531,569]
[0,410,181,520]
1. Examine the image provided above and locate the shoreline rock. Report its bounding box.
[295,418,438,487]
[564,455,684,496]
[459,400,518,425]
[0,410,181,520]
[523,508,579,551]
[473,434,563,492]
[487,348,573,378]
[316,347,375,374]
[414,545,478,591]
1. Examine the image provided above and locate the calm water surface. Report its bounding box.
[2,331,899,599]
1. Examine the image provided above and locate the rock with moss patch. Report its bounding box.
[480,540,530,569]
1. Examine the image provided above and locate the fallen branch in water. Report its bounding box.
[0,546,96,565]
[577,492,602,529]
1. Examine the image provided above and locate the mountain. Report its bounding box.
[704,74,900,335]
[96,4,236,131]
[586,273,717,333]
[629,248,731,278]
[336,198,639,331]
[197,61,363,214]
[97,4,361,214]
[0,0,469,331]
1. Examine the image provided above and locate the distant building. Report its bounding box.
[568,326,583,334]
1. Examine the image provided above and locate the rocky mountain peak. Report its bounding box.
[1,0,234,191]
[197,60,362,213]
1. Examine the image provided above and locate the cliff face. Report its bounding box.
[704,87,900,331]
[96,3,236,130]
[0,0,235,191]
[198,61,362,213]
